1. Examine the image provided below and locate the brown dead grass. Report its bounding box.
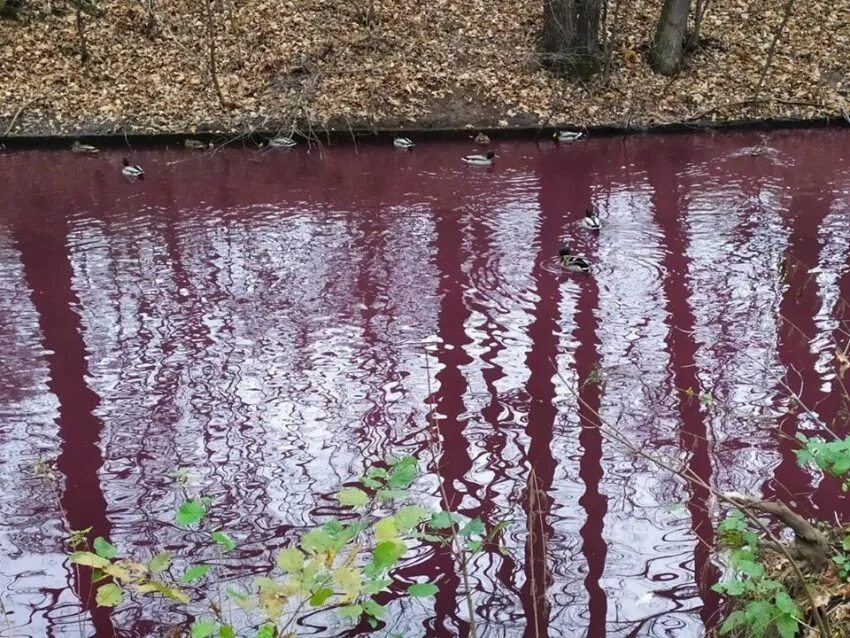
[0,0,848,135]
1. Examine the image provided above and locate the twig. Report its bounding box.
[423,351,479,638]
[2,99,34,137]
[548,358,830,635]
[202,0,227,108]
[755,0,796,94]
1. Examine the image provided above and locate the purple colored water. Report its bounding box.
[1,129,850,637]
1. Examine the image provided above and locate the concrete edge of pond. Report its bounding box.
[1,115,847,149]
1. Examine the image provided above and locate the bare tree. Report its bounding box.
[202,0,227,107]
[542,0,603,78]
[649,0,691,76]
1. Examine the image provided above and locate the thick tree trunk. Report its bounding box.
[650,0,690,75]
[542,0,603,78]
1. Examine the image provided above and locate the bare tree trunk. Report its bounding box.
[649,0,690,76]
[202,0,226,108]
[542,0,603,78]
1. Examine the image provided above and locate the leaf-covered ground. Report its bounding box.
[0,0,848,136]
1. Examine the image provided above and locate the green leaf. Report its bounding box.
[394,505,430,531]
[191,620,216,638]
[737,560,765,578]
[310,587,334,606]
[363,598,387,619]
[333,565,363,600]
[387,457,417,490]
[460,518,486,538]
[377,489,409,502]
[149,552,171,573]
[301,529,334,554]
[182,564,211,583]
[775,591,796,615]
[429,511,453,530]
[407,582,439,598]
[338,604,363,619]
[135,580,190,603]
[176,500,207,527]
[70,551,111,569]
[95,583,122,607]
[776,613,798,638]
[467,539,483,553]
[255,625,275,638]
[375,517,398,542]
[93,537,118,559]
[277,547,305,572]
[369,540,406,574]
[211,531,236,552]
[744,600,774,634]
[719,610,746,635]
[363,577,392,595]
[219,626,235,638]
[337,488,369,507]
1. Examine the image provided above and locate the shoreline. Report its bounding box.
[1,115,847,149]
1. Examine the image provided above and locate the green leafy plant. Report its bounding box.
[68,456,491,637]
[712,512,800,638]
[795,433,850,491]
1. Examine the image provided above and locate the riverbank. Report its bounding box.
[1,0,849,137]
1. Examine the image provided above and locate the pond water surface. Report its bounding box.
[2,129,850,637]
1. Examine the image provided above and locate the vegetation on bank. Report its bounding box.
[0,0,848,136]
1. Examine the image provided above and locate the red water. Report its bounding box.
[1,129,850,637]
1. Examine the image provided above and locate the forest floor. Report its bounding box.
[1,0,849,137]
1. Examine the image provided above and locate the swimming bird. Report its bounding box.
[122,158,145,181]
[559,244,590,272]
[71,141,99,155]
[462,151,495,166]
[581,205,601,231]
[269,136,298,148]
[554,131,584,143]
[394,136,415,150]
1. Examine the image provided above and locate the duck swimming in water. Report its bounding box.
[394,136,415,150]
[122,158,145,181]
[269,136,298,148]
[554,131,584,143]
[581,205,601,231]
[559,244,590,272]
[462,151,496,166]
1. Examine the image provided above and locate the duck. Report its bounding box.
[71,141,99,155]
[394,136,415,150]
[122,158,145,181]
[184,139,208,150]
[269,136,298,148]
[462,151,495,166]
[554,131,584,143]
[474,132,491,145]
[581,205,601,231]
[559,244,590,272]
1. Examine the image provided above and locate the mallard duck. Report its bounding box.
[269,136,297,148]
[474,132,491,145]
[554,131,584,143]
[462,151,495,166]
[184,139,208,150]
[581,205,601,231]
[394,136,415,150]
[559,244,590,272]
[71,141,98,155]
[122,158,145,181]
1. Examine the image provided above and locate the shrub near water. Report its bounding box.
[69,456,491,637]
